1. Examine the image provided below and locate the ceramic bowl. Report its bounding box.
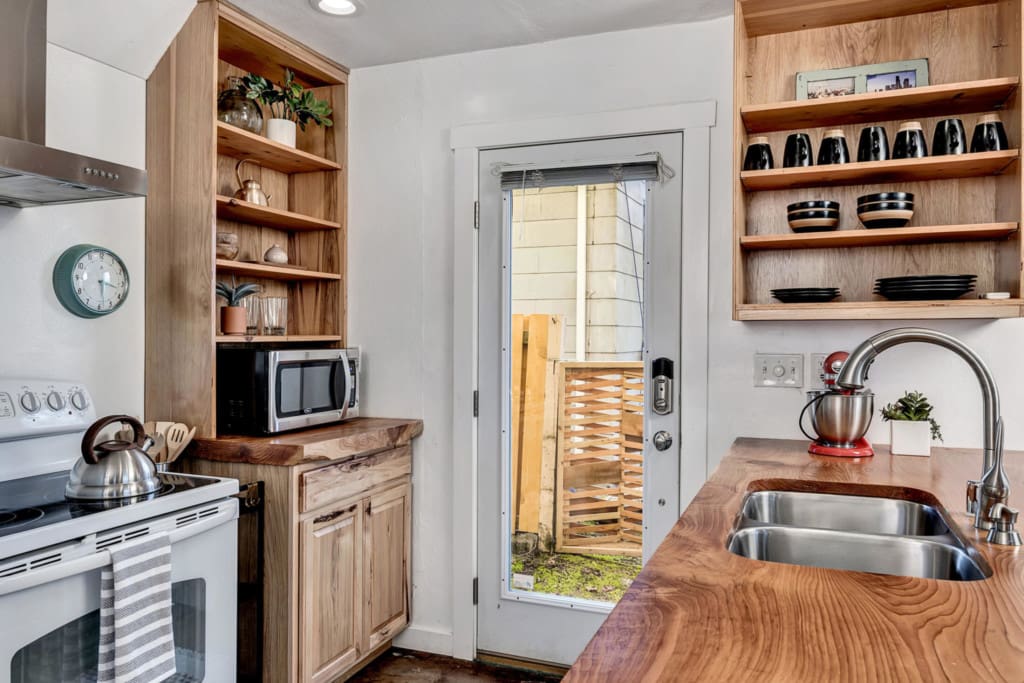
[787,200,839,212]
[856,203,914,229]
[857,192,914,205]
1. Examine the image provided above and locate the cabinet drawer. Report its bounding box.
[301,445,411,512]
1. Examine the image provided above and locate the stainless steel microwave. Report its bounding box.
[216,348,360,434]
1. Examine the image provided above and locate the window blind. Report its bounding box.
[497,153,663,190]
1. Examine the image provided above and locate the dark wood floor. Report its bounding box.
[349,649,565,682]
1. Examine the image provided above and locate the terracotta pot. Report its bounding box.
[220,306,247,335]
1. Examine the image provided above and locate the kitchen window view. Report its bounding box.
[2,0,1024,681]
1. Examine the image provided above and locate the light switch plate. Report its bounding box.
[810,353,830,388]
[754,354,804,388]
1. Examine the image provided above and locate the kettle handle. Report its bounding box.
[81,415,145,465]
[235,158,263,189]
[798,393,826,442]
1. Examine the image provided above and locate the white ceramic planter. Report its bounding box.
[890,421,932,456]
[266,118,297,147]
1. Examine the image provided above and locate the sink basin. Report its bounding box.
[728,526,991,581]
[727,485,992,582]
[741,490,950,536]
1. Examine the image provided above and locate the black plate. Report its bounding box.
[774,293,841,303]
[876,289,972,301]
[772,287,839,293]
[876,275,976,285]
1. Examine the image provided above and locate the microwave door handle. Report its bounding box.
[0,502,237,596]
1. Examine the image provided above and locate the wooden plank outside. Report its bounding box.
[510,315,525,530]
[517,315,550,533]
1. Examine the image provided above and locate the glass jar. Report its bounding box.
[217,77,263,135]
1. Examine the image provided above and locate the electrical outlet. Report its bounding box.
[754,354,803,388]
[810,354,830,388]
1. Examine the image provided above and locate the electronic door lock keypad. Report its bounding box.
[652,358,674,416]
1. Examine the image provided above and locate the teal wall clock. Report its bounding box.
[52,244,130,318]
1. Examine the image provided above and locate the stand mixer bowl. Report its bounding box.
[803,390,874,447]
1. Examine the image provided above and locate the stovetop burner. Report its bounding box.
[0,471,218,540]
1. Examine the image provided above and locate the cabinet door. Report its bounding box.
[299,501,362,683]
[363,481,411,651]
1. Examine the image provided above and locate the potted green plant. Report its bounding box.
[216,281,261,335]
[240,69,333,147]
[880,391,943,456]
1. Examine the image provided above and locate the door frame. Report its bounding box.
[450,101,715,660]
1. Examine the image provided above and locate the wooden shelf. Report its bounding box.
[216,335,343,344]
[740,0,1000,37]
[742,78,1019,134]
[736,299,1024,321]
[216,259,342,281]
[216,195,341,231]
[741,222,1019,250]
[216,122,341,173]
[741,150,1018,191]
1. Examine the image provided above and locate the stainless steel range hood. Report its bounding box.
[0,0,147,207]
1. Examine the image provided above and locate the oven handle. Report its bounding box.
[0,502,237,597]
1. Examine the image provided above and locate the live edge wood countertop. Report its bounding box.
[189,417,423,466]
[566,438,1024,683]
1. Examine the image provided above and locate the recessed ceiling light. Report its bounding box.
[312,0,357,15]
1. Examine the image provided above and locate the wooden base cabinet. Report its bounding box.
[184,422,420,683]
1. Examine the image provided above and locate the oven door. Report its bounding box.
[0,499,238,683]
[268,349,350,432]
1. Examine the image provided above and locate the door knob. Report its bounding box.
[653,431,673,451]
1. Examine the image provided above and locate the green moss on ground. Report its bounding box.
[511,552,642,603]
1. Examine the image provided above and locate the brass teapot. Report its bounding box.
[234,159,272,206]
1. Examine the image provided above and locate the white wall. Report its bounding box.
[347,17,733,655]
[0,45,145,418]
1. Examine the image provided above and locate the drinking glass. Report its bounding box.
[241,296,261,336]
[262,296,288,336]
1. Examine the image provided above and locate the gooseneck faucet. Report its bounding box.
[836,327,1020,545]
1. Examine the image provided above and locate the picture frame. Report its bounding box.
[796,59,929,100]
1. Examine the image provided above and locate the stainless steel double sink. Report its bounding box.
[726,486,992,581]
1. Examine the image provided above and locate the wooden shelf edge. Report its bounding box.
[215,195,341,231]
[740,0,1001,37]
[741,78,1019,133]
[216,258,342,281]
[216,335,343,343]
[740,150,1019,191]
[216,121,341,173]
[735,299,1024,321]
[740,222,1019,250]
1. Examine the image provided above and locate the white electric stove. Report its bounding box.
[0,378,239,683]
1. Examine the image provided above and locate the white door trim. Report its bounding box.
[450,101,715,661]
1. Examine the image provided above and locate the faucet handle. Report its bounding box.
[986,502,1022,546]
[966,480,980,515]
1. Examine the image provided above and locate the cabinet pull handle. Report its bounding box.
[314,504,356,524]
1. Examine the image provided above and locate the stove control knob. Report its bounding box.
[46,391,65,412]
[70,390,89,411]
[19,392,40,414]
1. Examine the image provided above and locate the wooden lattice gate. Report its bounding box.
[555,362,644,556]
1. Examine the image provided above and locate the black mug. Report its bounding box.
[893,122,928,159]
[816,129,850,165]
[743,136,774,171]
[932,118,966,156]
[971,114,1010,152]
[857,126,890,162]
[783,133,813,168]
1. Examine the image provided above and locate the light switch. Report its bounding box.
[754,354,803,388]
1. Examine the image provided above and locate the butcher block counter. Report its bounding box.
[566,438,1024,682]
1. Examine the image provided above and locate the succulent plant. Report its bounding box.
[880,391,943,441]
[216,281,260,307]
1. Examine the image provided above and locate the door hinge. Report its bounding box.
[472,577,479,605]
[473,200,480,229]
[473,390,479,417]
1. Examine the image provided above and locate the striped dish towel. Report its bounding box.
[98,534,177,683]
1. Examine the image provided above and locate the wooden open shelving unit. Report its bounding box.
[146,1,348,438]
[733,0,1024,321]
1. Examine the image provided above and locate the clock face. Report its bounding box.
[53,245,130,318]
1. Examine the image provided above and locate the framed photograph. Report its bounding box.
[796,59,929,100]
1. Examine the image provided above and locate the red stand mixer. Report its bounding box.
[799,351,875,457]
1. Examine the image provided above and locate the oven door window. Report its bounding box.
[11,579,207,682]
[276,361,346,418]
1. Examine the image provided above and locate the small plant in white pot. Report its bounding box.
[880,391,943,456]
[240,69,333,148]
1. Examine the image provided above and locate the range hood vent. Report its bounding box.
[0,0,147,207]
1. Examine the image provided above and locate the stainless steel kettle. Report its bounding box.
[66,415,162,500]
[799,389,874,447]
[234,158,272,206]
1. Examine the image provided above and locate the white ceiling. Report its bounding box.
[232,0,734,69]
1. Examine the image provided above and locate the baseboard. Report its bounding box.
[393,624,454,656]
